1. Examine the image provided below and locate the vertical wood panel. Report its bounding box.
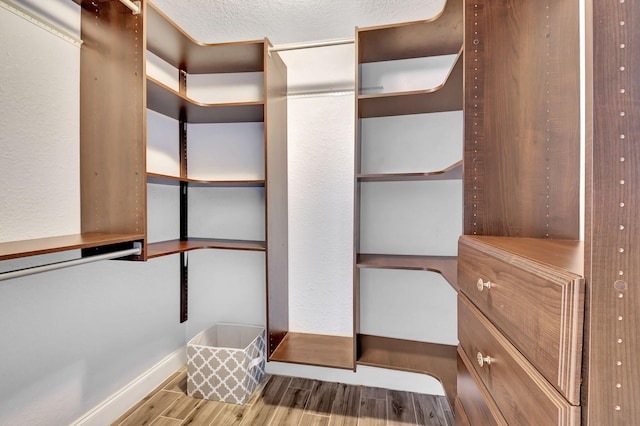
[265,39,289,356]
[585,0,640,423]
[79,0,146,245]
[464,0,580,239]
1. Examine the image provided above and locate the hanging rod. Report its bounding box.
[0,0,83,47]
[119,0,141,15]
[0,242,142,282]
[270,37,354,52]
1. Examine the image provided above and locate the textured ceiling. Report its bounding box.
[150,0,447,45]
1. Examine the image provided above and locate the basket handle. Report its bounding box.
[248,351,264,370]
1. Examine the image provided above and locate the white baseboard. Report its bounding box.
[71,347,186,426]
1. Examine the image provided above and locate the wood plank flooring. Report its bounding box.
[112,369,453,426]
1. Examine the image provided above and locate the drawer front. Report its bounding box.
[458,295,580,426]
[457,347,507,426]
[458,239,584,404]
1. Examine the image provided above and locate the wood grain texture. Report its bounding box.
[357,0,462,63]
[358,51,463,118]
[264,39,290,357]
[328,383,361,426]
[79,0,146,246]
[269,333,354,370]
[147,77,264,123]
[387,390,417,426]
[357,334,457,409]
[584,0,640,423]
[458,295,580,425]
[146,238,265,258]
[145,2,264,74]
[359,398,386,426]
[0,233,143,261]
[458,236,585,404]
[463,0,581,239]
[357,161,462,182]
[147,173,264,187]
[113,371,453,426]
[414,393,447,426]
[357,254,457,291]
[455,348,507,426]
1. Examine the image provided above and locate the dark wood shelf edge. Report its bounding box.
[147,238,266,259]
[357,254,458,292]
[147,173,265,187]
[357,334,457,407]
[0,233,144,261]
[358,161,462,182]
[146,77,265,123]
[268,332,355,370]
[357,49,463,118]
[459,235,584,277]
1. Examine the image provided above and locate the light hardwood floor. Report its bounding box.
[112,369,453,426]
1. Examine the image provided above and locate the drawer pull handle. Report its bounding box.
[477,352,492,367]
[476,278,492,291]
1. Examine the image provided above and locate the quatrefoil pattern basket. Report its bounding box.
[187,324,266,405]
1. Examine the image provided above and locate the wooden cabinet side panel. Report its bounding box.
[584,0,640,423]
[464,0,580,239]
[265,42,288,356]
[79,1,146,242]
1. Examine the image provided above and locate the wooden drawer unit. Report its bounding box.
[459,295,580,425]
[456,347,507,426]
[457,235,584,404]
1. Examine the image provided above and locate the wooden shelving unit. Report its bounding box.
[69,1,289,333]
[353,0,463,399]
[140,1,288,334]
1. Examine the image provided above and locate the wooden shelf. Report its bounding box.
[146,238,266,259]
[146,2,264,74]
[269,332,355,370]
[358,161,462,182]
[357,0,463,63]
[147,172,265,187]
[357,334,457,406]
[358,50,463,118]
[357,254,458,291]
[146,77,264,124]
[0,233,144,261]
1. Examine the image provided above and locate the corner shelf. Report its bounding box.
[357,254,458,291]
[357,160,462,182]
[146,2,264,74]
[146,238,266,259]
[357,50,463,118]
[147,77,264,123]
[147,172,264,187]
